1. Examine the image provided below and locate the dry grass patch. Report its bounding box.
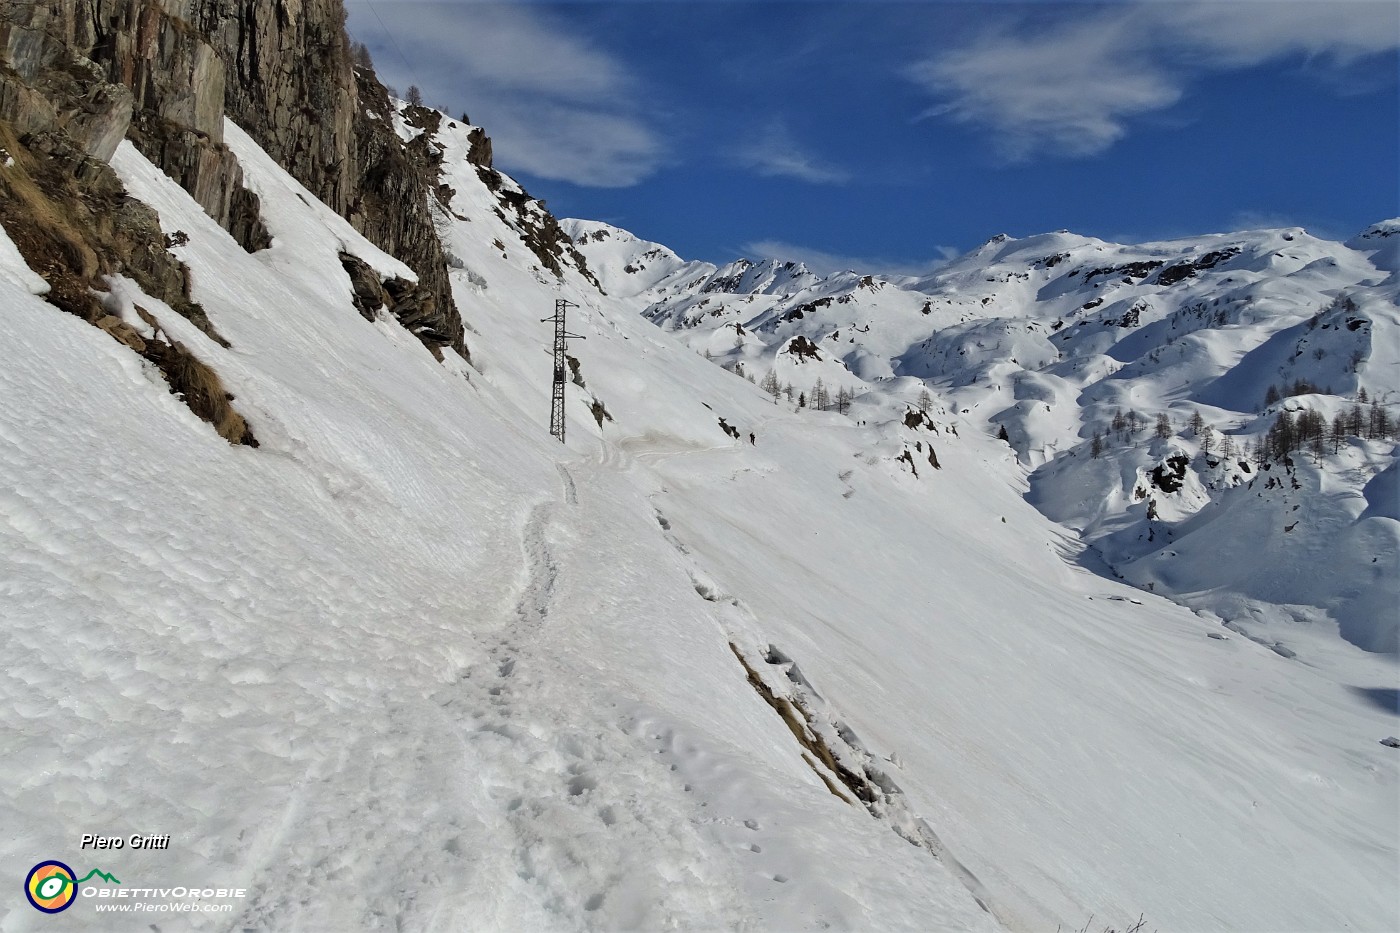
[139,309,256,447]
[729,642,868,806]
[0,121,253,445]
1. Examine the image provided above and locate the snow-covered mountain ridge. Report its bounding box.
[567,217,1400,659]
[1,5,1396,932]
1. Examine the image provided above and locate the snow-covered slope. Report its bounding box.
[2,99,1397,933]
[556,219,710,301]
[1,124,999,931]
[571,220,1400,663]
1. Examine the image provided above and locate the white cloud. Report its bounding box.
[347,2,664,187]
[480,104,663,189]
[732,124,850,185]
[741,239,958,278]
[909,14,1178,161]
[909,0,1400,161]
[1157,1,1400,68]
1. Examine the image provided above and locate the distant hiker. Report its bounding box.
[749,432,756,445]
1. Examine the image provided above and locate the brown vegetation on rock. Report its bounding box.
[4,0,463,354]
[729,642,872,807]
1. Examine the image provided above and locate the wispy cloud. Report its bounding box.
[909,0,1400,161]
[1156,1,1400,68]
[347,2,664,187]
[1226,209,1345,241]
[909,14,1177,161]
[732,124,849,185]
[1227,210,1305,232]
[741,239,959,278]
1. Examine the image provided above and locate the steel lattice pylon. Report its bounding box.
[543,299,584,443]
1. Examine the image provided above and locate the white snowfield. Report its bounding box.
[0,109,1395,933]
[567,215,1400,662]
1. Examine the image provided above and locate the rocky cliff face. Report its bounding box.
[0,0,464,356]
[350,80,459,350]
[1,1,270,253]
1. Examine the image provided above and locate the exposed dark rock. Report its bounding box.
[1,1,276,253]
[2,0,466,356]
[465,125,492,168]
[702,260,753,294]
[226,183,270,252]
[1150,454,1191,493]
[589,398,612,428]
[1085,260,1163,283]
[348,68,463,355]
[1155,248,1241,287]
[1113,300,1147,328]
[401,103,442,139]
[0,118,222,342]
[340,252,389,322]
[339,255,441,346]
[784,335,821,360]
[903,408,937,431]
[782,296,831,323]
[474,162,598,289]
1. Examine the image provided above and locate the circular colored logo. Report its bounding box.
[25,861,77,913]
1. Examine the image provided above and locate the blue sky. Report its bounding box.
[348,1,1399,273]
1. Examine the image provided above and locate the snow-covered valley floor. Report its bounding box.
[1,118,1396,933]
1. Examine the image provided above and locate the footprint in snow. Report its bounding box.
[566,773,597,797]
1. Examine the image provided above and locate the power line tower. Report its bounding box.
[542,299,584,444]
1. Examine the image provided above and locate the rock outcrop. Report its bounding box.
[0,0,463,356]
[473,158,600,289]
[1,1,272,253]
[188,0,464,355]
[0,0,478,445]
[0,115,208,334]
[0,116,256,445]
[465,125,493,169]
[348,88,459,352]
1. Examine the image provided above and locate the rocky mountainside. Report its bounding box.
[1,0,462,354]
[1,4,1396,932]
[569,217,1400,658]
